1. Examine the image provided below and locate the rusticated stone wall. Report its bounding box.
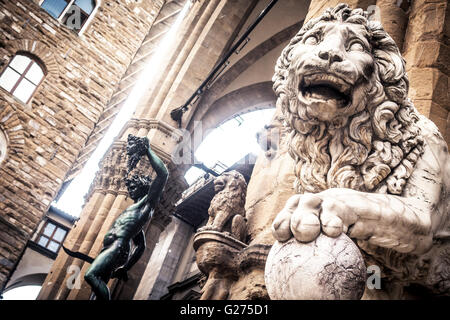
[403,0,450,147]
[0,0,165,290]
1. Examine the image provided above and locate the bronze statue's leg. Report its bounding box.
[84,239,130,300]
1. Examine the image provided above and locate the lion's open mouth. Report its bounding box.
[300,73,351,108]
[215,181,224,187]
[214,180,225,191]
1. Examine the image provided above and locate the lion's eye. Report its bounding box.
[348,41,365,52]
[304,35,318,45]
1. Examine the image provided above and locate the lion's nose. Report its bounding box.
[318,50,343,64]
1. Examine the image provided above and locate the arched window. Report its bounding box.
[40,0,97,34]
[0,129,7,167]
[0,53,46,104]
[184,108,276,185]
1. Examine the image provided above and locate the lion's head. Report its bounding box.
[273,3,423,195]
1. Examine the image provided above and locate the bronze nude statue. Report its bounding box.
[64,134,168,300]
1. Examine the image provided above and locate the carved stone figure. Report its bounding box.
[256,114,286,160]
[199,170,248,242]
[267,4,450,299]
[193,170,248,300]
[64,134,169,300]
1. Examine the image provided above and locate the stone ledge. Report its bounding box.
[236,244,272,273]
[193,230,247,252]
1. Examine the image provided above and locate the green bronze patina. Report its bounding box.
[66,134,168,300]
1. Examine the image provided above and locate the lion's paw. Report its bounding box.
[272,193,348,243]
[272,195,299,242]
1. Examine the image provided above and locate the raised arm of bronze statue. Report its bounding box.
[64,134,169,300]
[143,140,169,209]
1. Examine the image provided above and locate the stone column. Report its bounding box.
[133,216,193,300]
[135,0,224,120]
[403,0,450,146]
[227,110,296,299]
[38,120,186,300]
[376,0,410,50]
[66,194,130,300]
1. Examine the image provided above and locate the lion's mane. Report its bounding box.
[273,3,424,195]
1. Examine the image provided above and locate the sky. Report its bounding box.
[184,108,275,185]
[1,286,42,300]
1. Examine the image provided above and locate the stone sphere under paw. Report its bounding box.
[265,233,367,300]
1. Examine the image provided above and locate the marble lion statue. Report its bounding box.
[199,170,247,242]
[271,3,449,298]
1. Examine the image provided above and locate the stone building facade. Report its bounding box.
[0,0,448,300]
[3,205,76,295]
[0,0,166,291]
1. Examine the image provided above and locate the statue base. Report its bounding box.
[193,230,247,300]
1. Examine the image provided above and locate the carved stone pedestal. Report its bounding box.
[193,231,247,300]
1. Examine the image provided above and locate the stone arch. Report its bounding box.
[0,128,6,166]
[175,82,276,180]
[3,273,47,293]
[195,81,276,143]
[177,22,304,176]
[4,39,59,76]
[186,21,303,134]
[0,104,26,165]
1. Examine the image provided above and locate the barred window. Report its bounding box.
[40,0,70,19]
[0,53,46,104]
[36,220,68,253]
[40,0,97,33]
